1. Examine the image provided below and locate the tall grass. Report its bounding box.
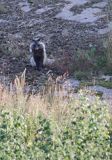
[0,71,111,159]
[0,70,70,118]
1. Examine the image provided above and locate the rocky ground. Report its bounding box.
[0,0,112,103]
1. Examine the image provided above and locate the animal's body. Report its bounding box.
[29,39,47,70]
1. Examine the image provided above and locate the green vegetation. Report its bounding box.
[80,81,96,87]
[0,73,111,160]
[0,1,112,158]
[0,107,110,160]
[0,4,8,14]
[98,80,112,89]
[74,71,90,80]
[80,80,112,89]
[66,48,108,75]
[104,67,112,75]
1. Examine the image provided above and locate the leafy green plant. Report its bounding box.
[0,94,111,160]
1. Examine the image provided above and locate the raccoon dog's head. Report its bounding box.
[30,38,45,55]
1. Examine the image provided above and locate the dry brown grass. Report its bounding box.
[0,69,111,129]
[0,70,72,124]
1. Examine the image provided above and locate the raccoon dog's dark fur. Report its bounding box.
[30,39,47,70]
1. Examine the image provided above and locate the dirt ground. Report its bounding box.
[0,0,111,90]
